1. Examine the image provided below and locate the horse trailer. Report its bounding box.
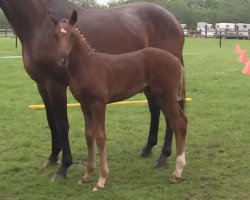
[215,23,236,38]
[236,23,250,39]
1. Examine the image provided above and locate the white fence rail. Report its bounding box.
[0,28,15,37]
[187,29,250,39]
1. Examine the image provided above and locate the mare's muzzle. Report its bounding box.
[57,51,70,67]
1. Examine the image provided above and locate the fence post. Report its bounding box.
[205,25,207,38]
[15,36,18,48]
[235,25,239,39]
[219,31,222,48]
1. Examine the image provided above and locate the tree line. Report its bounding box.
[1,0,250,29]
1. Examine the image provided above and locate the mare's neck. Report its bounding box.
[0,0,77,43]
[0,0,46,41]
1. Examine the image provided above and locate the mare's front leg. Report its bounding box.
[38,81,73,180]
[38,84,61,167]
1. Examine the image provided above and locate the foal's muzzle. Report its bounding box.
[57,52,70,67]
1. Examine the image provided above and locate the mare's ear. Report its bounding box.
[48,11,58,26]
[69,10,78,26]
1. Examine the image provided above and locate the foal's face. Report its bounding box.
[54,21,75,67]
[50,10,78,67]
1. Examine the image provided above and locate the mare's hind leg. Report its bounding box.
[37,84,61,167]
[160,100,187,182]
[140,93,160,157]
[141,91,174,168]
[155,122,173,168]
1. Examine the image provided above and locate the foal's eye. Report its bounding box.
[54,33,58,39]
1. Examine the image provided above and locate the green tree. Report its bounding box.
[1,0,250,30]
[70,0,106,8]
[0,10,10,28]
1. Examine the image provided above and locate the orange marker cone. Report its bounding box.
[242,60,250,75]
[239,50,247,63]
[235,44,242,54]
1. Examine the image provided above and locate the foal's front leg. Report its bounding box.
[78,106,96,184]
[80,103,109,191]
[91,103,109,191]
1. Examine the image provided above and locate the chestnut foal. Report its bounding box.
[50,11,187,191]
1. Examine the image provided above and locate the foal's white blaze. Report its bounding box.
[61,28,67,34]
[173,151,186,178]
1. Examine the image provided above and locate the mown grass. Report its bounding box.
[0,37,250,200]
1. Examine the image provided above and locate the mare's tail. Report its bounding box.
[178,55,186,111]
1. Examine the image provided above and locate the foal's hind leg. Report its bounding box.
[160,100,187,182]
[156,99,184,168]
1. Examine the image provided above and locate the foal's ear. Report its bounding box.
[69,10,78,26]
[48,12,58,26]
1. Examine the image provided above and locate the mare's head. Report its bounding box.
[49,10,78,67]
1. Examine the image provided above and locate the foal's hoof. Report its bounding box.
[155,154,168,169]
[139,147,152,158]
[77,177,91,185]
[93,185,104,192]
[170,175,182,183]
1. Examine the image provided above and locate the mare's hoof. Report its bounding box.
[51,173,67,182]
[42,159,58,169]
[170,175,182,183]
[51,165,68,182]
[155,154,168,169]
[139,147,152,158]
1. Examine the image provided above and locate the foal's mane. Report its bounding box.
[59,19,94,52]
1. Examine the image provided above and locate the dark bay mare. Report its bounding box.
[50,11,187,190]
[0,0,185,180]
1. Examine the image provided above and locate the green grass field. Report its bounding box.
[0,37,250,200]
